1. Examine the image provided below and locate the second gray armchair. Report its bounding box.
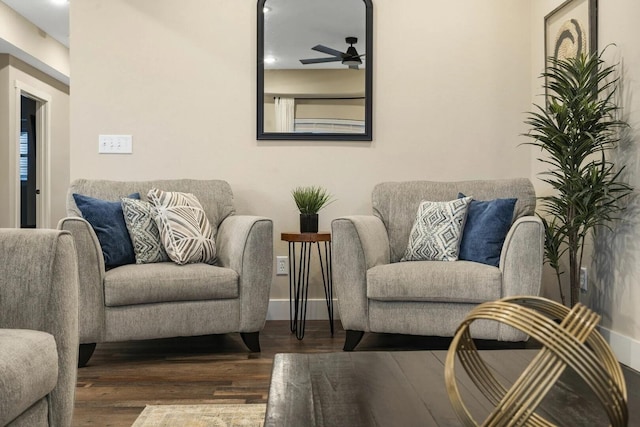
[332,178,544,351]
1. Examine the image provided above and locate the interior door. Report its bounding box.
[20,95,37,228]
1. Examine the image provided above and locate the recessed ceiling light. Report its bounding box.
[263,7,271,13]
[264,56,277,64]
[51,0,69,5]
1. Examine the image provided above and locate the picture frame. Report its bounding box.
[544,0,597,101]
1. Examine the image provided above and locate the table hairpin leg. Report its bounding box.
[317,241,334,335]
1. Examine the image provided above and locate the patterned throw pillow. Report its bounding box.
[147,189,216,265]
[121,198,169,264]
[401,197,472,262]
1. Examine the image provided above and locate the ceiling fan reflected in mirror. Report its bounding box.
[300,36,365,69]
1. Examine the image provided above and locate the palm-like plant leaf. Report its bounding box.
[522,49,632,306]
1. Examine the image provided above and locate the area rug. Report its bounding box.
[131,404,266,427]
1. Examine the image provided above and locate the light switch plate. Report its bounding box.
[99,135,133,154]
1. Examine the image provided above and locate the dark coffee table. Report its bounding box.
[265,350,639,426]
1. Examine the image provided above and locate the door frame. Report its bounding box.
[12,81,52,228]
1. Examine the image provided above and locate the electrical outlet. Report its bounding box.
[580,267,588,292]
[276,256,288,276]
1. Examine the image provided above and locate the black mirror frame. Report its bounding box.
[257,0,373,141]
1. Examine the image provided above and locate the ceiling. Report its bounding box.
[1,0,69,47]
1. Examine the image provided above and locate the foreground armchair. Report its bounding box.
[332,178,544,351]
[59,179,273,367]
[0,229,78,426]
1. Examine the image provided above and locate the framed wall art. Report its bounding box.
[545,0,597,62]
[544,0,597,99]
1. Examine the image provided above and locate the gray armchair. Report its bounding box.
[331,179,544,351]
[0,229,78,426]
[58,179,273,367]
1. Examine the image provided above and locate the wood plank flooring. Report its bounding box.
[73,320,640,426]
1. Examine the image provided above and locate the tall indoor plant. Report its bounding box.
[524,50,632,307]
[292,186,334,233]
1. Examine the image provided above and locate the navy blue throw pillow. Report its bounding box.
[457,193,516,267]
[73,192,140,268]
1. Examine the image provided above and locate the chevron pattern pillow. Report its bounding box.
[401,197,472,262]
[147,189,217,265]
[121,198,169,264]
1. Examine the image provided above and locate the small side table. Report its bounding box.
[281,232,334,340]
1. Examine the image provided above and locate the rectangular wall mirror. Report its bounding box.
[257,0,373,141]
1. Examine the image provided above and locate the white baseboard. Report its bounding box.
[598,326,640,372]
[266,298,340,321]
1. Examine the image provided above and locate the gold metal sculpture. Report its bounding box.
[445,296,628,426]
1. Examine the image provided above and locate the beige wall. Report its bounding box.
[0,55,70,228]
[70,0,532,301]
[591,2,640,346]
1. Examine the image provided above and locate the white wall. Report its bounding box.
[70,0,533,301]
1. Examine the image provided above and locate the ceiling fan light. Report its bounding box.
[342,46,362,65]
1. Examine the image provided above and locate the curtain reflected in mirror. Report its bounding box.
[257,0,373,141]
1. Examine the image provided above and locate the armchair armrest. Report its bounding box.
[331,215,390,331]
[499,215,544,296]
[498,216,544,341]
[58,216,106,343]
[0,229,78,427]
[217,215,273,332]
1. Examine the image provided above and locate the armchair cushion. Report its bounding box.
[367,261,502,303]
[0,329,58,426]
[401,197,471,262]
[458,194,517,267]
[104,263,238,306]
[121,198,169,264]
[148,189,216,265]
[73,192,140,267]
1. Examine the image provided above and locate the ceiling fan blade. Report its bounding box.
[300,57,343,65]
[311,45,345,58]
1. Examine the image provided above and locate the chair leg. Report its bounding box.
[78,343,96,368]
[343,330,364,351]
[240,332,261,352]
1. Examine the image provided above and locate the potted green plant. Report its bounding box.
[292,186,334,233]
[524,49,632,307]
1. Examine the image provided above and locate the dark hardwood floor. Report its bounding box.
[73,320,640,426]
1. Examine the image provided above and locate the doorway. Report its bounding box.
[14,81,51,229]
[20,95,37,228]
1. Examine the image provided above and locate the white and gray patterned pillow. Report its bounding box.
[147,188,216,265]
[121,198,169,264]
[401,197,472,262]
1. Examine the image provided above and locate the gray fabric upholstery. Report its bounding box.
[0,330,58,425]
[6,399,49,427]
[0,229,79,426]
[367,261,502,303]
[104,263,238,306]
[332,178,543,343]
[59,179,272,349]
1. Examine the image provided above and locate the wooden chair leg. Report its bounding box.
[240,332,261,352]
[343,330,364,351]
[78,343,96,368]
